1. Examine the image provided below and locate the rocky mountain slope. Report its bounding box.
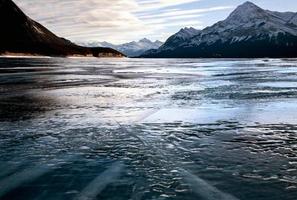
[158,27,200,51]
[0,0,124,57]
[141,1,297,58]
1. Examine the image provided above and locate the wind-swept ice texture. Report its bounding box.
[141,1,297,58]
[1,58,297,199]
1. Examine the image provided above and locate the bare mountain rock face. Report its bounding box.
[0,0,124,57]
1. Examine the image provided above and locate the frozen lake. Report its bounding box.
[0,57,297,200]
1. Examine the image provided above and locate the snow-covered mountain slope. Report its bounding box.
[158,27,200,51]
[81,38,163,57]
[141,1,297,58]
[116,38,163,57]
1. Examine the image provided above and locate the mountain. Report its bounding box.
[141,1,297,58]
[116,38,163,57]
[81,38,163,57]
[158,27,200,51]
[0,0,124,57]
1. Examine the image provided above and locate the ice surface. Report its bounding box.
[0,57,297,200]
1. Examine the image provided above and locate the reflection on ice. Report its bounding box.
[0,155,77,198]
[75,161,124,200]
[143,101,297,124]
[180,168,239,200]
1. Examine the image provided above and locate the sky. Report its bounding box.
[14,0,297,44]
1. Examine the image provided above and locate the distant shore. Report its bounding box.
[0,52,125,58]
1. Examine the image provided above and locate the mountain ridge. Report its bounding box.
[141,1,297,58]
[80,38,163,57]
[158,27,200,51]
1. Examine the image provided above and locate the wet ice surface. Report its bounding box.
[0,58,297,200]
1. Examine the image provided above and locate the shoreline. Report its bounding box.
[0,53,126,59]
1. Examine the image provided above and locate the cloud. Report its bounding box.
[13,0,233,44]
[139,6,234,19]
[137,0,201,11]
[14,0,142,43]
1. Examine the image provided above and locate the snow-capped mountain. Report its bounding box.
[158,27,200,51]
[141,1,297,58]
[81,38,163,57]
[116,38,163,57]
[160,27,200,51]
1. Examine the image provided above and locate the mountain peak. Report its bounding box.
[141,1,297,58]
[139,38,151,43]
[241,1,257,8]
[233,1,262,13]
[176,27,200,38]
[82,38,163,57]
[180,27,197,33]
[227,1,266,22]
